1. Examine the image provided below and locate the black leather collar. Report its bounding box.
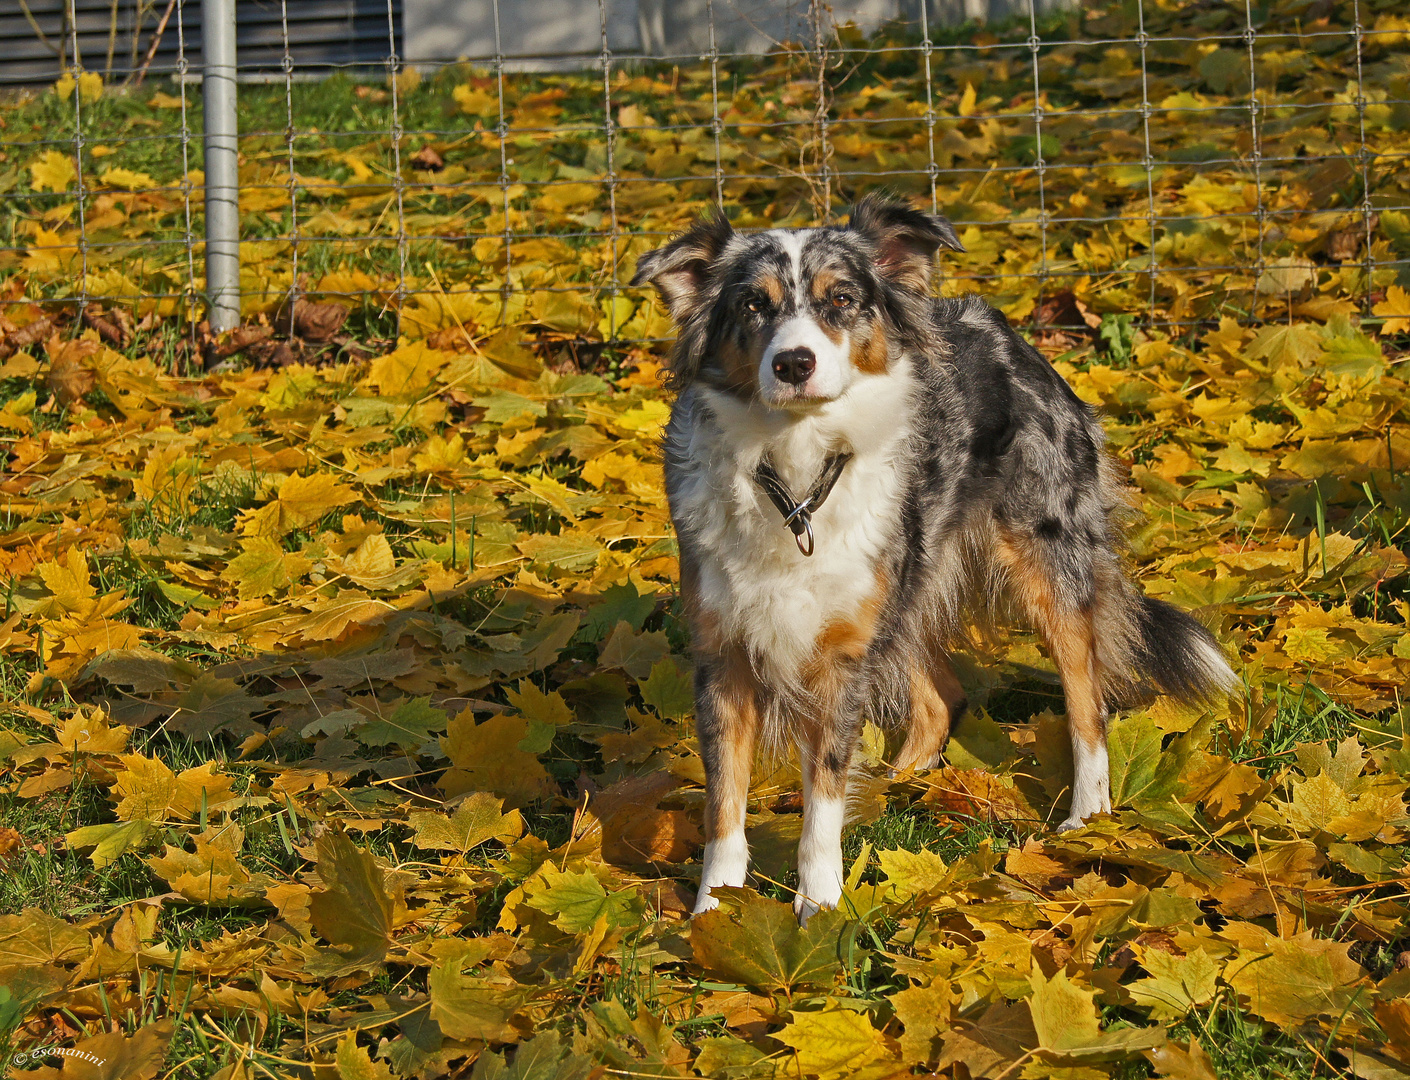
[753,452,853,556]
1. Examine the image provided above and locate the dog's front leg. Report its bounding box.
[795,712,860,923]
[694,653,762,914]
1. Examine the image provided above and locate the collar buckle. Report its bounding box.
[753,451,853,558]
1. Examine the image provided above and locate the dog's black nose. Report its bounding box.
[771,347,816,386]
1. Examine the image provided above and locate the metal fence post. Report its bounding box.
[202,0,240,333]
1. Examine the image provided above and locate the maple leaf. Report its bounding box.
[0,908,91,967]
[890,980,956,1065]
[877,847,950,903]
[29,150,76,193]
[945,708,1017,770]
[1126,947,1220,1020]
[504,680,575,727]
[428,959,534,1043]
[1182,754,1267,820]
[112,757,234,822]
[452,84,496,115]
[227,537,312,599]
[1107,712,1184,809]
[33,546,96,615]
[339,533,402,589]
[1222,924,1369,1027]
[286,589,396,642]
[66,819,157,868]
[1028,964,1165,1060]
[1373,285,1410,335]
[522,865,640,934]
[582,580,656,640]
[308,829,394,968]
[409,792,524,853]
[354,696,447,749]
[1246,323,1324,368]
[365,340,452,396]
[638,658,693,719]
[99,167,159,191]
[413,432,467,473]
[775,1003,897,1080]
[334,1033,397,1080]
[595,709,676,764]
[691,889,850,993]
[241,471,359,537]
[1144,1038,1219,1080]
[598,622,671,679]
[168,673,261,739]
[936,1001,1036,1078]
[439,710,556,807]
[32,1021,173,1080]
[146,826,272,905]
[54,707,128,755]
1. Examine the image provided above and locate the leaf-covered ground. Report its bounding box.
[3,1,1410,1078]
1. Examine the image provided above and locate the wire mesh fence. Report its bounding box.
[1,0,1406,368]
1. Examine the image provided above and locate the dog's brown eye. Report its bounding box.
[832,292,853,309]
[746,297,764,313]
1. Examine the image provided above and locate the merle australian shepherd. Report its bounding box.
[631,193,1237,921]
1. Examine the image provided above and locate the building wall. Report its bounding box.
[404,0,1072,69]
[1,0,401,85]
[0,0,1069,87]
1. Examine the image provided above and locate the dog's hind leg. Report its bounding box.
[1043,611,1109,829]
[893,647,968,774]
[694,650,763,914]
[995,532,1110,829]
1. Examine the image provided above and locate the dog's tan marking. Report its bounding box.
[994,531,1106,754]
[850,318,889,375]
[808,567,887,666]
[792,568,889,785]
[894,646,967,772]
[756,273,786,306]
[717,333,761,397]
[807,270,848,346]
[701,647,763,847]
[680,562,724,655]
[809,269,842,301]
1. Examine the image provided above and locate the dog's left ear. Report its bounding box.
[848,193,964,294]
[630,214,734,322]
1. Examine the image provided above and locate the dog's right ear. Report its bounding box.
[630,214,734,322]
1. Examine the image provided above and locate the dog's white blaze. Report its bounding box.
[1061,736,1110,829]
[759,314,852,402]
[695,831,750,914]
[795,760,846,922]
[677,360,914,689]
[769,228,807,280]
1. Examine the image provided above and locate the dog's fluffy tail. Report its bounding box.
[1130,595,1239,704]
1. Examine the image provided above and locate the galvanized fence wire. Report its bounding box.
[2,0,1406,353]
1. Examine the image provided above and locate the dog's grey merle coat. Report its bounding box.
[633,194,1236,920]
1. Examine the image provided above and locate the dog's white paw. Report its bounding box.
[692,890,720,916]
[1058,800,1110,831]
[792,888,839,925]
[694,835,749,916]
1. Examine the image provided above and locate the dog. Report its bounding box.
[631,193,1237,921]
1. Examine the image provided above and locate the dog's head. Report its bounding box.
[630,193,963,407]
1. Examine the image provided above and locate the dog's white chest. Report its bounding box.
[669,373,913,684]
